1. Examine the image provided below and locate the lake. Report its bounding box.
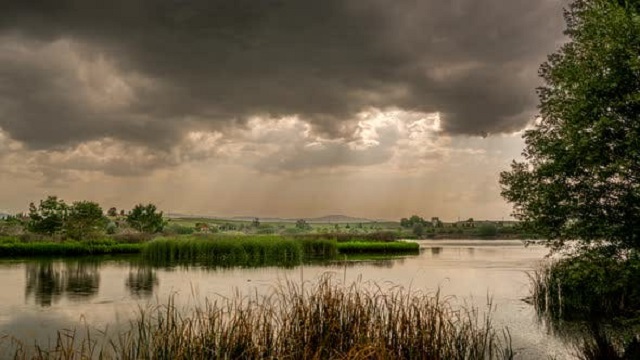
[0,240,572,359]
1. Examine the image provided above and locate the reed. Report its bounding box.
[336,241,419,254]
[528,248,640,322]
[299,237,339,259]
[141,235,304,267]
[8,276,514,359]
[0,240,142,257]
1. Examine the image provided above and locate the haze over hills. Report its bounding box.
[167,213,383,223]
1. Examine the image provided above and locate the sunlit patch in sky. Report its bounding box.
[0,0,568,219]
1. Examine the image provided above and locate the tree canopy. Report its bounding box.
[500,0,640,251]
[28,196,68,235]
[400,215,430,228]
[126,204,165,233]
[66,201,107,240]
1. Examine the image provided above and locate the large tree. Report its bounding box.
[500,0,640,251]
[28,196,68,235]
[126,204,165,233]
[65,201,107,240]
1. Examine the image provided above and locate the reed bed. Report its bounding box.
[528,249,640,322]
[336,241,420,254]
[8,276,514,360]
[142,236,304,267]
[0,240,142,257]
[299,237,339,258]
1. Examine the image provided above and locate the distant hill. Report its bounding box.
[167,213,221,219]
[305,215,375,223]
[169,213,380,223]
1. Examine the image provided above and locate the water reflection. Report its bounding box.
[330,256,407,269]
[25,260,100,306]
[126,266,158,298]
[25,262,63,306]
[430,247,442,256]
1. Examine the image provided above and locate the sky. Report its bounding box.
[0,0,568,220]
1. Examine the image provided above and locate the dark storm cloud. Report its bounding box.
[0,0,566,150]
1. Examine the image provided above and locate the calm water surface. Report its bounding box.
[0,240,572,359]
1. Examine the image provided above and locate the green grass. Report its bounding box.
[299,238,339,258]
[6,276,513,359]
[142,236,417,267]
[142,235,305,267]
[0,238,142,257]
[0,235,418,262]
[336,241,419,254]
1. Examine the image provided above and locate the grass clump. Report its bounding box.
[336,241,419,254]
[8,276,514,359]
[142,235,304,267]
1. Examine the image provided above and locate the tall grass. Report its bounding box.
[299,237,339,258]
[8,276,514,359]
[337,241,420,254]
[528,248,640,357]
[142,236,304,267]
[0,238,142,257]
[528,248,640,322]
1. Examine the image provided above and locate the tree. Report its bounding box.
[400,215,430,228]
[412,223,425,237]
[500,0,640,251]
[28,196,68,235]
[107,207,118,217]
[295,219,311,230]
[126,204,165,233]
[65,201,107,240]
[252,217,260,227]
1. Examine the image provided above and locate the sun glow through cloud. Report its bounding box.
[0,0,567,219]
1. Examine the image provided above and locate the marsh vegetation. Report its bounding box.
[7,276,513,360]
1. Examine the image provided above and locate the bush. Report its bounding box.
[165,224,195,235]
[477,224,498,237]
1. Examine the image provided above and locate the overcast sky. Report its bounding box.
[0,0,568,220]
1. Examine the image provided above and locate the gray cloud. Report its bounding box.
[0,0,566,153]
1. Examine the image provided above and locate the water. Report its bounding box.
[0,240,572,359]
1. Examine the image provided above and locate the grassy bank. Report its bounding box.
[8,277,513,359]
[0,237,142,257]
